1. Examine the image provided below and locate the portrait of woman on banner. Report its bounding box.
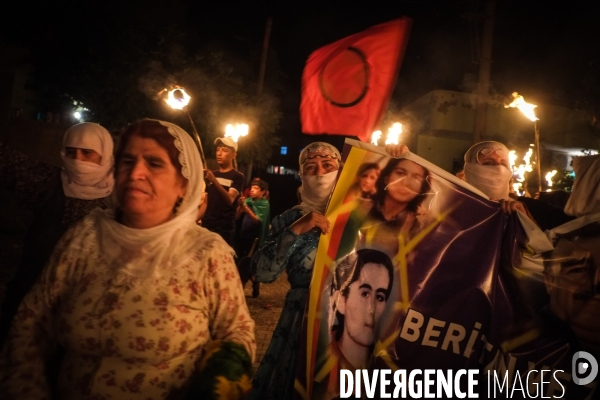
[357,157,434,259]
[313,249,394,400]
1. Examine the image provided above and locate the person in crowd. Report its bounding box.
[358,157,433,259]
[242,176,261,198]
[541,153,600,355]
[463,141,574,230]
[542,220,600,353]
[0,122,114,346]
[201,137,245,246]
[243,176,269,200]
[462,140,513,201]
[248,142,341,399]
[537,190,571,209]
[235,179,270,297]
[563,153,600,218]
[248,142,406,399]
[349,162,380,200]
[0,119,255,399]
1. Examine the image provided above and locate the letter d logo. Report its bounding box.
[572,351,598,386]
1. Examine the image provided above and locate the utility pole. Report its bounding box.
[473,0,496,144]
[247,16,272,181]
[257,16,273,97]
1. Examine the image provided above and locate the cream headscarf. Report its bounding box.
[564,154,600,217]
[295,142,341,215]
[60,122,115,199]
[463,141,513,200]
[91,119,212,278]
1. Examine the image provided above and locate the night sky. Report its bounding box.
[2,0,598,138]
[186,0,599,106]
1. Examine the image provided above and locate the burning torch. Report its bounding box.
[505,92,542,193]
[224,123,249,170]
[371,123,403,146]
[385,123,403,145]
[163,86,208,169]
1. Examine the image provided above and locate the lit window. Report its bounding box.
[280,146,288,155]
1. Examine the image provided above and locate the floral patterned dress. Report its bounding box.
[249,208,321,400]
[0,143,111,346]
[0,214,256,399]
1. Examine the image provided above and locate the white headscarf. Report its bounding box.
[60,122,115,199]
[564,154,600,217]
[91,119,211,278]
[463,141,513,200]
[294,142,341,214]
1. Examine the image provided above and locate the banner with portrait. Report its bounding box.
[292,139,599,399]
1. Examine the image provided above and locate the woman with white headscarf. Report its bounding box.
[462,140,573,230]
[60,122,115,199]
[463,140,513,200]
[0,122,114,345]
[0,119,255,399]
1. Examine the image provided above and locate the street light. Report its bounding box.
[505,92,542,193]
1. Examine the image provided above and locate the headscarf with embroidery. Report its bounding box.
[91,119,212,278]
[295,142,341,214]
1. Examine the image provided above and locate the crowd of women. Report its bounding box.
[0,118,598,399]
[0,120,254,399]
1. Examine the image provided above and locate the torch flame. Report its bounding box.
[523,148,533,167]
[508,150,517,170]
[165,87,191,110]
[371,130,382,145]
[509,148,534,196]
[385,123,402,145]
[505,92,538,122]
[225,123,249,142]
[545,170,557,188]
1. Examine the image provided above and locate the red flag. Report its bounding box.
[300,18,412,142]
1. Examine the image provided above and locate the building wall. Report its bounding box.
[4,119,70,167]
[404,90,600,174]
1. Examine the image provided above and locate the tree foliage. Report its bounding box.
[15,1,282,167]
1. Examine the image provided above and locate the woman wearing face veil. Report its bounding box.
[0,119,255,399]
[0,122,114,346]
[249,142,341,400]
[462,140,573,230]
